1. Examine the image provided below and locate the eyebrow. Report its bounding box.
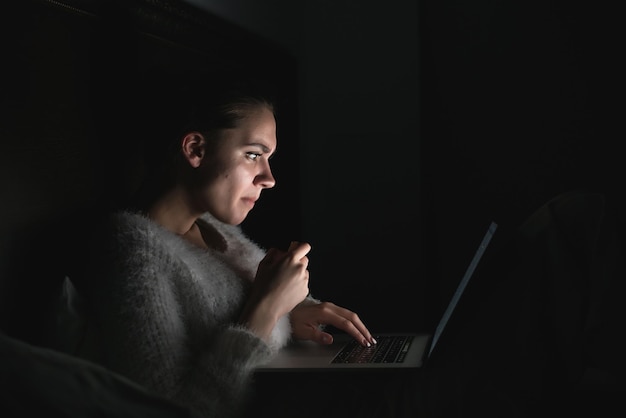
[247,142,275,155]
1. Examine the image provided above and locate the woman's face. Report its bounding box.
[193,105,277,225]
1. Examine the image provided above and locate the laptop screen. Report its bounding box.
[427,221,497,358]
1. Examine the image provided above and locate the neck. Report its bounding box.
[147,186,200,236]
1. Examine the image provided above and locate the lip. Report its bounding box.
[242,197,257,207]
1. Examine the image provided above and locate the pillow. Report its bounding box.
[0,332,198,418]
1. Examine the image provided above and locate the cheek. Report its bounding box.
[218,162,252,183]
[197,157,250,193]
[197,156,229,182]
[200,167,241,196]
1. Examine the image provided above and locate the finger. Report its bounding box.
[296,323,334,345]
[311,327,334,345]
[287,242,311,261]
[318,306,374,346]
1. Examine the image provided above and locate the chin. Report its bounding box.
[232,215,249,226]
[212,202,251,225]
[225,211,249,226]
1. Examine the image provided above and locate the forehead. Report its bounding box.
[220,106,277,150]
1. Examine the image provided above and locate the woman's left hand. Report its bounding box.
[290,301,376,347]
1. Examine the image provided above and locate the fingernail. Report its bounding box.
[363,338,371,347]
[371,337,377,345]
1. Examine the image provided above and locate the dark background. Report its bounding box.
[418,0,624,326]
[208,0,625,333]
[1,0,624,345]
[1,1,625,416]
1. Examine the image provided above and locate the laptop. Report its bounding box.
[255,221,498,372]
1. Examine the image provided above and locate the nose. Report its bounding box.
[256,161,276,189]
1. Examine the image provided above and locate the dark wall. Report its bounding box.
[294,1,422,334]
[419,0,625,317]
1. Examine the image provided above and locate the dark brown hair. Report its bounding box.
[129,70,277,211]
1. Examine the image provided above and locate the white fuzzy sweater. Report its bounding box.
[70,210,294,418]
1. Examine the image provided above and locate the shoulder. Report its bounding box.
[104,210,181,251]
[87,210,188,276]
[107,210,159,239]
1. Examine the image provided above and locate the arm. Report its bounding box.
[84,215,277,418]
[238,242,311,342]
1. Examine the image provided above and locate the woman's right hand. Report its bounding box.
[238,241,311,341]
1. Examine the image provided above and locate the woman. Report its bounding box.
[64,76,376,418]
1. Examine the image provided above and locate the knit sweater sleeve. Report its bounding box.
[83,213,278,418]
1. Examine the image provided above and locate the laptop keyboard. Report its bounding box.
[331,335,413,364]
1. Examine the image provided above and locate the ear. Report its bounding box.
[181,132,206,168]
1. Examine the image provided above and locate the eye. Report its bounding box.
[246,151,262,161]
